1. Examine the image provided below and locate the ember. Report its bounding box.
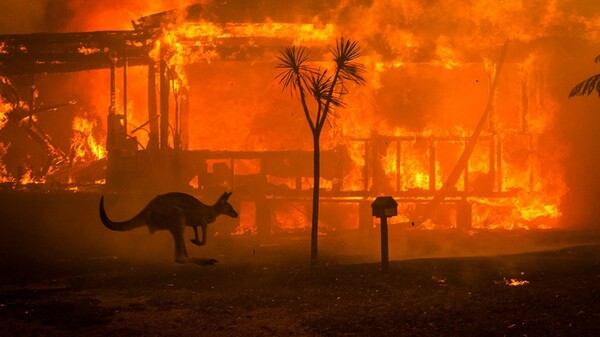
[504,277,530,286]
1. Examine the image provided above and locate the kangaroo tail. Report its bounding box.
[99,196,145,231]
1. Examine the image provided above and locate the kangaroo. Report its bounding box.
[99,192,238,265]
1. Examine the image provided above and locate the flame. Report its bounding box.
[0,142,13,183]
[150,20,337,108]
[1,1,583,232]
[272,202,309,234]
[188,175,199,189]
[341,141,365,191]
[232,201,257,236]
[1,104,10,130]
[69,115,107,164]
[504,277,530,286]
[77,46,102,55]
[433,37,462,70]
[227,22,336,45]
[18,164,44,185]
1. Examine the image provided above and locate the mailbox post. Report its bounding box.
[371,196,398,273]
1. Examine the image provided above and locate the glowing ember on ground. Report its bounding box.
[503,277,530,286]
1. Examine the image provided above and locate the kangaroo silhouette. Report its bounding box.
[99,192,238,265]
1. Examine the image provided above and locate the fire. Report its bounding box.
[434,38,462,70]
[69,115,106,164]
[232,201,257,236]
[150,20,337,101]
[1,106,10,130]
[0,142,12,183]
[400,140,432,190]
[226,23,336,45]
[77,46,102,55]
[0,92,12,183]
[341,141,365,191]
[18,165,44,185]
[504,277,530,286]
[2,1,590,233]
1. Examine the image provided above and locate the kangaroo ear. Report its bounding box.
[221,191,232,201]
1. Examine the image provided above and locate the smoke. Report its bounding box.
[2,0,600,235]
[0,0,204,34]
[0,0,48,34]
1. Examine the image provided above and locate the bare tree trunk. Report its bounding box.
[311,132,320,266]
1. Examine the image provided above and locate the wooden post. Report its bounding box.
[364,139,370,193]
[147,61,159,150]
[123,41,127,134]
[429,138,436,191]
[181,88,189,150]
[159,55,169,150]
[380,216,389,273]
[396,141,402,193]
[372,196,397,274]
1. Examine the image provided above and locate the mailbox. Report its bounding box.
[371,196,398,218]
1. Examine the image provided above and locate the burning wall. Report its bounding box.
[1,0,600,232]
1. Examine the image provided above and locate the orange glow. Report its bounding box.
[188,175,199,189]
[0,142,11,183]
[77,46,102,55]
[0,92,12,183]
[18,165,44,185]
[504,277,530,286]
[226,23,336,45]
[272,203,309,234]
[70,115,107,164]
[2,0,588,233]
[232,201,257,235]
[434,40,462,70]
[0,107,9,130]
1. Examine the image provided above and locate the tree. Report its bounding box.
[569,54,600,98]
[276,37,366,266]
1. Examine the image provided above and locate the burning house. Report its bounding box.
[0,0,597,239]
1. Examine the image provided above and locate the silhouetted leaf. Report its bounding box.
[569,74,600,97]
[331,37,367,85]
[307,69,345,108]
[275,46,312,97]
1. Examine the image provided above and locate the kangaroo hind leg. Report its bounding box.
[169,212,189,263]
[190,224,203,246]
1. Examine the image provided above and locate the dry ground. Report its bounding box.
[1,192,599,336]
[1,244,599,337]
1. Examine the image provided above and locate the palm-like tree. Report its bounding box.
[569,54,600,97]
[276,37,366,266]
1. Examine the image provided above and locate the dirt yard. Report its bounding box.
[1,243,599,337]
[1,192,599,336]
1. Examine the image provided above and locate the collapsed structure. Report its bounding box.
[0,2,568,236]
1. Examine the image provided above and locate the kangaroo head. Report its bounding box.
[217,192,238,218]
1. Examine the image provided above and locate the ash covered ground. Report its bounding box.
[1,192,599,336]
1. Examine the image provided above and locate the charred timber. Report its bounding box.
[0,31,152,76]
